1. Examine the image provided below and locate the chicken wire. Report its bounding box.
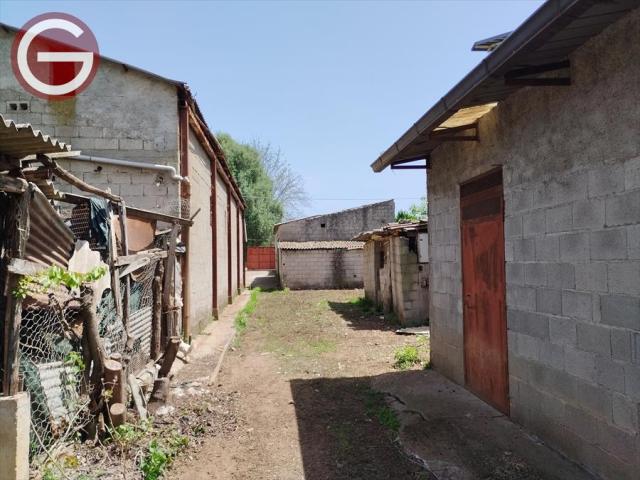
[18,258,162,459]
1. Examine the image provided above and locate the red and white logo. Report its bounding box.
[11,13,100,100]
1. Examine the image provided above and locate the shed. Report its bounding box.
[354,222,429,326]
[277,241,364,290]
[371,1,640,478]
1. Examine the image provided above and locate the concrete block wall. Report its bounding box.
[276,200,395,242]
[428,8,640,479]
[231,200,239,295]
[279,249,363,290]
[216,175,229,311]
[363,241,377,301]
[0,29,180,212]
[389,236,429,326]
[187,128,213,333]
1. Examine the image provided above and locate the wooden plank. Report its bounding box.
[119,202,131,349]
[37,154,122,203]
[2,189,30,395]
[0,175,28,194]
[114,249,167,267]
[7,258,46,276]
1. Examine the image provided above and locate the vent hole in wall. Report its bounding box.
[320,223,326,228]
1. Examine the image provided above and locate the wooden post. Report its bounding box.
[118,202,132,349]
[103,359,125,407]
[151,261,164,360]
[162,225,179,340]
[158,336,180,378]
[147,377,170,415]
[2,188,31,395]
[79,285,106,437]
[109,403,126,427]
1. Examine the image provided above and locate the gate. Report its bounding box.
[247,246,275,270]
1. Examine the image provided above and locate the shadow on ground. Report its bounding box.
[289,370,595,480]
[327,299,399,332]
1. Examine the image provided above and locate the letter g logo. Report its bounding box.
[11,13,100,99]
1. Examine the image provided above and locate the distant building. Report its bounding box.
[354,221,429,326]
[274,200,395,289]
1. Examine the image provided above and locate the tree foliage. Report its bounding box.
[395,198,428,222]
[218,133,284,245]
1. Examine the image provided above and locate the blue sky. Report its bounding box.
[1,0,543,217]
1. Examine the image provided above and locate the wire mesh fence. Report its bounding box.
[18,257,162,459]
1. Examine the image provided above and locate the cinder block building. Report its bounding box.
[275,200,395,289]
[0,24,246,337]
[372,1,640,478]
[355,222,429,326]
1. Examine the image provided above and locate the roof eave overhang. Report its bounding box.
[371,0,601,172]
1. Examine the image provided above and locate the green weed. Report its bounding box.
[365,390,400,432]
[234,287,261,335]
[139,433,188,480]
[393,345,421,370]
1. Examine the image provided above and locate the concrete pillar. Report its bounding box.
[0,392,30,480]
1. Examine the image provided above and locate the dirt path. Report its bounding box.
[172,289,431,480]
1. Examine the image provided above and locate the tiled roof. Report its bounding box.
[278,241,364,251]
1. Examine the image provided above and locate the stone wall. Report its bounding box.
[275,200,395,242]
[279,249,363,290]
[427,8,640,479]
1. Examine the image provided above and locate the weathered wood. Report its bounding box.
[127,374,147,420]
[162,225,179,340]
[7,258,46,276]
[2,188,31,395]
[109,403,126,427]
[158,336,180,378]
[103,359,126,407]
[109,213,124,321]
[119,202,132,349]
[37,155,122,203]
[79,285,107,436]
[0,175,27,194]
[151,261,164,360]
[114,249,166,267]
[147,377,170,415]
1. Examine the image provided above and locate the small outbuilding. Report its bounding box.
[274,200,394,289]
[277,241,364,290]
[354,222,429,326]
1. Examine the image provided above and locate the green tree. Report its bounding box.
[218,133,284,245]
[395,198,428,222]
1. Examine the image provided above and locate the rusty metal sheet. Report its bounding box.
[26,187,75,268]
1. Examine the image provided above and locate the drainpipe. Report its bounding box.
[178,89,191,341]
[74,154,189,183]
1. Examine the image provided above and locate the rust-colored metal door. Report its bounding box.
[460,169,509,414]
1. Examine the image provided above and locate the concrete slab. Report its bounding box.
[373,370,596,480]
[0,392,29,480]
[247,269,279,290]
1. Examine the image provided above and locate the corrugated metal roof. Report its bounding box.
[353,221,428,241]
[0,114,72,162]
[372,0,640,171]
[278,241,364,251]
[25,185,75,268]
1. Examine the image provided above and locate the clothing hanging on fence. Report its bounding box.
[88,197,110,249]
